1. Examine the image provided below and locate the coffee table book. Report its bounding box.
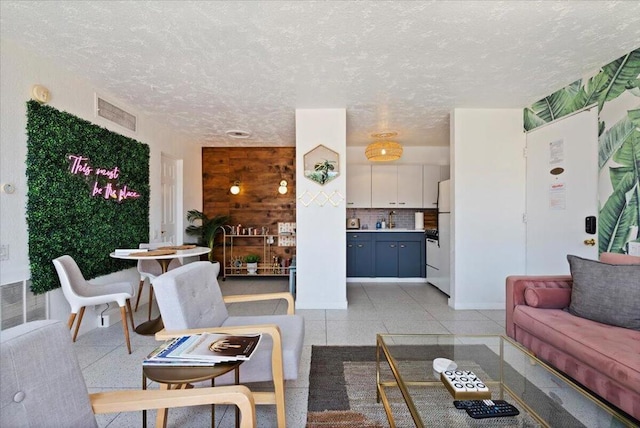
[144,333,262,366]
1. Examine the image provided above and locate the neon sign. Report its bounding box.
[68,154,141,202]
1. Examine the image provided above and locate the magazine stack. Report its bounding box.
[144,333,262,366]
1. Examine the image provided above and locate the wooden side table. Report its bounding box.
[142,361,243,428]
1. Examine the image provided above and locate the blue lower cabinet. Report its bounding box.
[375,241,398,277]
[349,232,425,278]
[398,241,422,277]
[347,233,374,277]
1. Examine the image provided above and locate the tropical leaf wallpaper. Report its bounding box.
[524,48,640,255]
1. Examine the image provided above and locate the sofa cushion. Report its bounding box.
[513,306,640,394]
[524,287,571,309]
[567,254,640,330]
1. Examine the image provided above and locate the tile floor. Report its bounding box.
[75,279,505,427]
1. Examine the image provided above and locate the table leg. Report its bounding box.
[135,259,170,335]
[142,372,147,428]
[235,366,240,428]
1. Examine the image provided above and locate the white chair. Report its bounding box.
[53,255,135,354]
[134,242,182,320]
[152,261,304,428]
[0,320,256,428]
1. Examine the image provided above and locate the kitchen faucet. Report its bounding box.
[388,210,396,229]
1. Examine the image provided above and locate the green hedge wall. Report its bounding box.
[26,101,150,294]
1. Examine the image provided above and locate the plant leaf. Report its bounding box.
[599,172,638,253]
[598,49,640,111]
[523,80,582,130]
[598,113,637,169]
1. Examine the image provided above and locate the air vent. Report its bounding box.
[96,96,137,132]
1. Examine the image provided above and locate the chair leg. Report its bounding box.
[134,279,145,312]
[120,306,132,354]
[126,299,135,330]
[72,307,85,342]
[156,383,170,428]
[147,285,154,321]
[67,312,77,330]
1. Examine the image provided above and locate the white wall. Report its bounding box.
[295,109,348,309]
[346,146,450,165]
[0,39,202,334]
[450,109,526,309]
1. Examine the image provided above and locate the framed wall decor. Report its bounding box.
[303,144,339,185]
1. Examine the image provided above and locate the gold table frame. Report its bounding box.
[376,334,636,428]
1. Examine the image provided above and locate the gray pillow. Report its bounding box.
[567,255,640,330]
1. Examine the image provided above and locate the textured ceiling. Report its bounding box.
[2,1,640,147]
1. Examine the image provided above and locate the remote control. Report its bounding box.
[464,399,520,419]
[453,400,477,409]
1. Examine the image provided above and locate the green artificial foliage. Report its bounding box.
[26,101,150,294]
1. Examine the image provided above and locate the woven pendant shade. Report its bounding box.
[365,141,403,162]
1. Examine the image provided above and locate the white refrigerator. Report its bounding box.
[426,180,451,295]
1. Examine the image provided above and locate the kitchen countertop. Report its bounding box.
[346,229,425,232]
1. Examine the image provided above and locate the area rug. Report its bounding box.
[306,345,585,427]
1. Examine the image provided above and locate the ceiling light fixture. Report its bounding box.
[225,129,252,139]
[365,132,403,162]
[230,180,241,195]
[278,180,288,195]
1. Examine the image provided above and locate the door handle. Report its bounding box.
[583,239,596,246]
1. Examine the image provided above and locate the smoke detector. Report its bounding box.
[225,130,252,139]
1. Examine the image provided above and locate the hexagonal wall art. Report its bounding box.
[303,144,340,185]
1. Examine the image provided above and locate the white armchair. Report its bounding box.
[152,261,304,428]
[0,320,256,428]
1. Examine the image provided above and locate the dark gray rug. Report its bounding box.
[306,345,585,427]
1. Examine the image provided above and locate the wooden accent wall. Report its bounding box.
[201,147,296,263]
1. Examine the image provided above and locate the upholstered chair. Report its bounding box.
[135,242,182,320]
[53,255,135,354]
[152,261,304,428]
[0,320,256,428]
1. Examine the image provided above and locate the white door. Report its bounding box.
[161,154,178,244]
[525,108,599,275]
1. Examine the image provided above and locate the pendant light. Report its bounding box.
[365,132,403,162]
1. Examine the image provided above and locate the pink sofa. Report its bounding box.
[506,253,640,420]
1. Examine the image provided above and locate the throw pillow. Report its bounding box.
[567,255,640,331]
[524,287,571,309]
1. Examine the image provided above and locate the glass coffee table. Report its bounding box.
[376,334,636,427]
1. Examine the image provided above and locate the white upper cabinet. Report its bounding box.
[422,165,441,208]
[371,165,423,208]
[371,165,398,207]
[346,164,372,208]
[397,165,423,208]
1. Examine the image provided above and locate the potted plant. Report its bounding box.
[244,254,261,275]
[185,209,230,262]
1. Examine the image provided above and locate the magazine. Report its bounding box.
[143,333,262,366]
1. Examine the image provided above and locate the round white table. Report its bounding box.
[110,246,211,335]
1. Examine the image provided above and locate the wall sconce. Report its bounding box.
[278,180,288,195]
[230,180,241,195]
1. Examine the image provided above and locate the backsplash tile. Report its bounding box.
[346,208,437,230]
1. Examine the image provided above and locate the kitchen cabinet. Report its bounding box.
[370,232,425,278]
[346,164,372,208]
[371,165,422,208]
[346,232,373,277]
[422,165,441,209]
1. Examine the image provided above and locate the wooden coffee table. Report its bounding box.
[142,361,242,428]
[376,334,636,427]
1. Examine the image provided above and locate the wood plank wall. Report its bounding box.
[201,147,296,264]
